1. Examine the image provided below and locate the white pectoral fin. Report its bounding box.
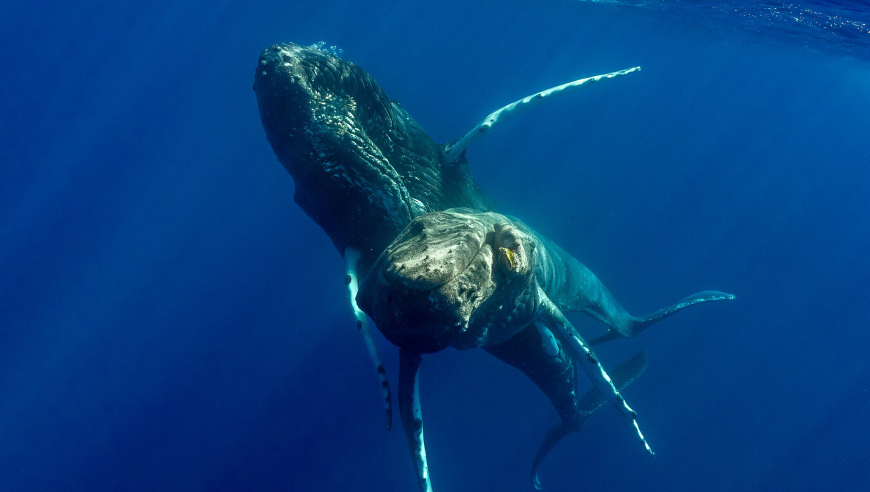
[530,350,649,490]
[536,287,654,456]
[441,66,641,163]
[399,349,433,492]
[345,247,393,430]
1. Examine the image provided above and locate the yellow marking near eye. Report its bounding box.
[503,248,516,270]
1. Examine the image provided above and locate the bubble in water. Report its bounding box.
[309,41,344,57]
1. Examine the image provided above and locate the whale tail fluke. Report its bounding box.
[530,351,648,490]
[589,290,735,347]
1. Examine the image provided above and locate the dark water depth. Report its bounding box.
[1,1,869,491]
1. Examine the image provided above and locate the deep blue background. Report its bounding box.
[2,1,869,491]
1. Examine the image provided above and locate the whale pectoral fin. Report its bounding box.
[537,287,655,457]
[531,351,648,490]
[345,247,392,430]
[399,349,433,492]
[441,66,642,164]
[589,290,736,347]
[575,350,647,413]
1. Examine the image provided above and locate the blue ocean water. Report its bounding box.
[2,1,869,491]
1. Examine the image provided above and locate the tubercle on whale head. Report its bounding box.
[357,211,489,354]
[357,210,540,353]
[252,44,401,178]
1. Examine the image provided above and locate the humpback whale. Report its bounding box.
[253,42,733,490]
[358,209,733,490]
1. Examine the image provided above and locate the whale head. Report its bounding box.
[358,209,539,353]
[253,43,490,271]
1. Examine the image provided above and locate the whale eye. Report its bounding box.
[409,221,424,236]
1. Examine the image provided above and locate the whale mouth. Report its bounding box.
[358,210,538,353]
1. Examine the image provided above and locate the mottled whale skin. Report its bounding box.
[253,43,490,275]
[253,43,734,491]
